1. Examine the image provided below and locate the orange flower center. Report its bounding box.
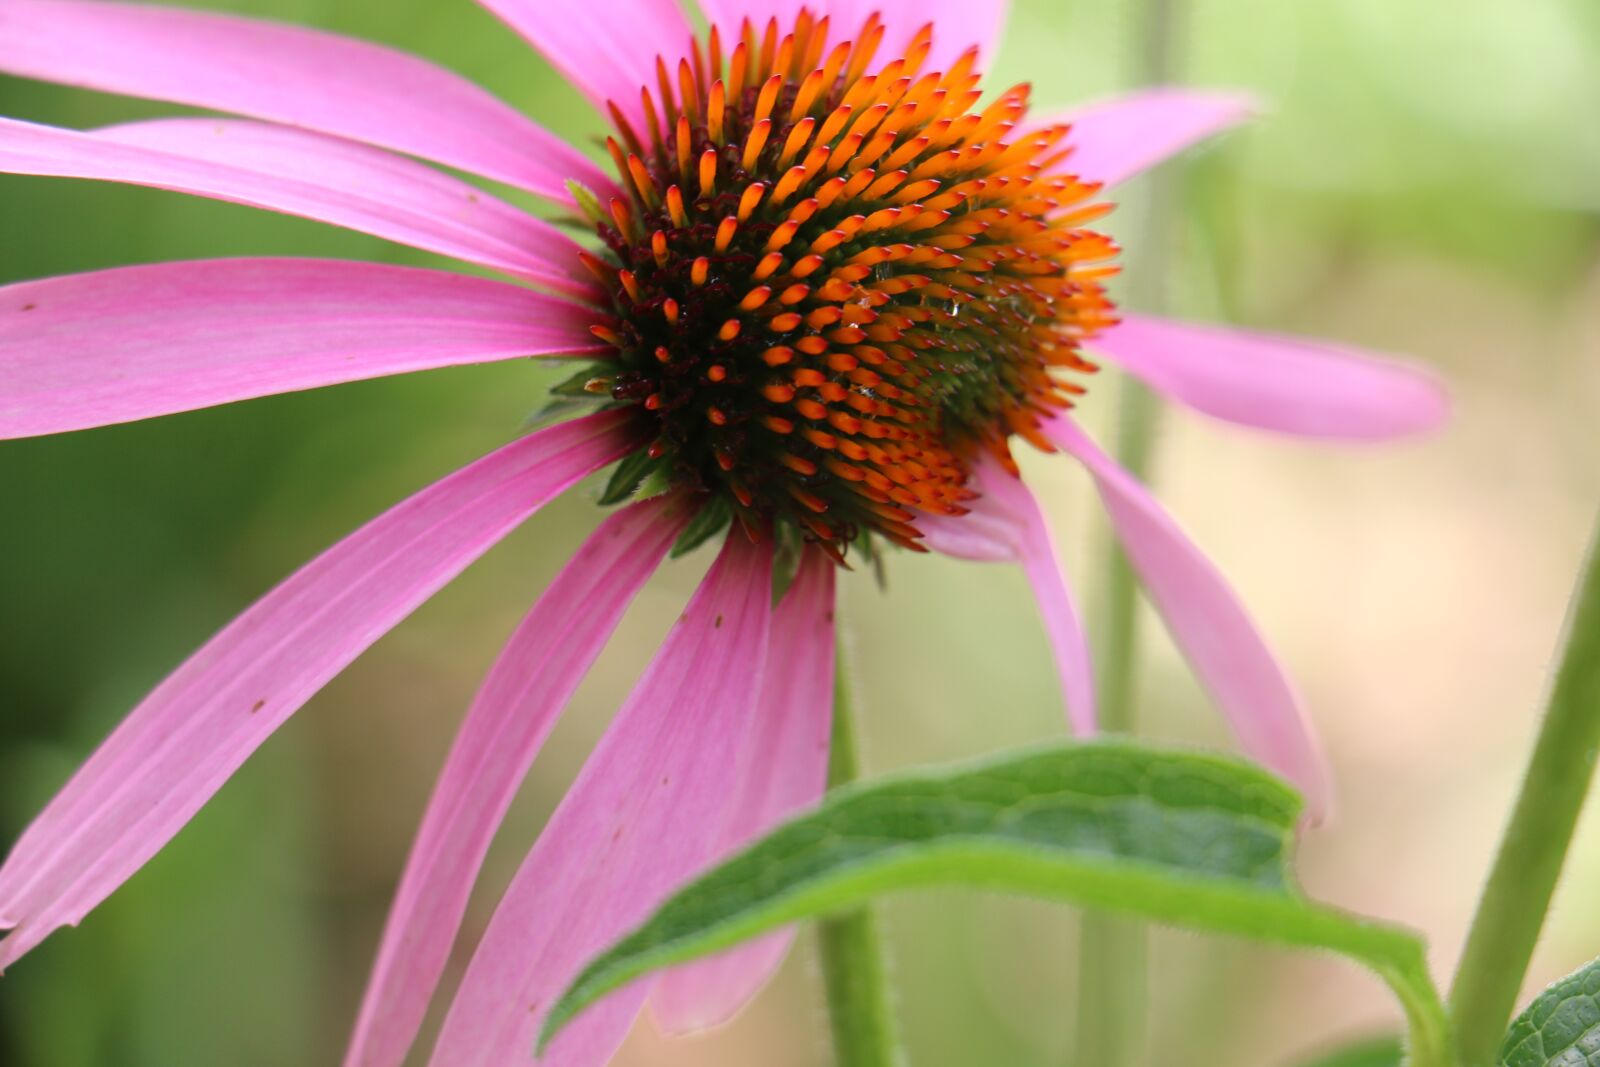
[579,10,1119,558]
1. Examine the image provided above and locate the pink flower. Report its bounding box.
[0,1,1447,1064]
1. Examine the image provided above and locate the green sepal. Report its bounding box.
[597,451,667,506]
[770,522,808,603]
[548,364,610,398]
[521,364,612,430]
[631,465,676,503]
[671,496,733,558]
[852,530,888,590]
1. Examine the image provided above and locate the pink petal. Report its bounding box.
[0,411,639,966]
[0,258,607,440]
[0,0,611,201]
[474,0,692,132]
[1092,314,1450,441]
[650,549,837,1034]
[1041,88,1258,189]
[0,117,598,298]
[429,533,775,1067]
[877,0,1008,71]
[696,0,1007,73]
[1042,414,1331,821]
[972,458,1097,735]
[921,459,1096,734]
[919,497,1027,562]
[343,496,689,1067]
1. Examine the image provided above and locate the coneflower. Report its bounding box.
[0,1,1446,1064]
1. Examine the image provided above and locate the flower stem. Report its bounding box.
[816,648,905,1067]
[1074,3,1185,1066]
[1448,517,1600,1067]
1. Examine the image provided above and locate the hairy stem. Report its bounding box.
[1449,518,1600,1066]
[817,647,905,1067]
[1074,2,1185,1065]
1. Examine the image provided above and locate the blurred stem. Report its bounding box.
[817,645,905,1067]
[1449,517,1600,1067]
[1075,2,1186,1066]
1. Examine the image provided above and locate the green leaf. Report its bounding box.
[670,496,732,557]
[1293,1036,1404,1067]
[1499,956,1600,1066]
[539,742,1449,1065]
[547,365,609,398]
[597,450,665,506]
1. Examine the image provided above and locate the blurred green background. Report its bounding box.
[2,0,1598,1064]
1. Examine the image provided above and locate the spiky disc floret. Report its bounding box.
[581,10,1120,556]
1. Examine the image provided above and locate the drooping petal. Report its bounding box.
[429,533,775,1067]
[696,0,1007,73]
[650,549,837,1034]
[971,459,1097,735]
[1040,88,1257,189]
[1042,413,1331,821]
[473,0,692,131]
[343,496,688,1067]
[920,459,1096,734]
[1091,314,1450,441]
[919,493,1027,562]
[0,411,640,967]
[0,117,599,298]
[0,258,607,440]
[0,0,611,200]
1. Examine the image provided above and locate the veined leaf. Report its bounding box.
[540,742,1449,1065]
[1499,956,1600,1066]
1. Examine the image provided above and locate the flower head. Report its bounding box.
[579,13,1116,553]
[0,2,1449,1065]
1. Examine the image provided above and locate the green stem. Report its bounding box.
[1448,518,1600,1067]
[1074,3,1185,1066]
[817,648,905,1067]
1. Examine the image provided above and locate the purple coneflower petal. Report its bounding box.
[922,457,1097,734]
[344,496,689,1067]
[651,549,837,1034]
[474,0,692,132]
[0,0,611,201]
[972,458,1098,735]
[1043,414,1332,821]
[1041,88,1258,189]
[1092,314,1450,441]
[430,533,775,1067]
[0,258,608,440]
[697,0,1008,73]
[0,411,639,968]
[0,117,599,299]
[919,498,1026,562]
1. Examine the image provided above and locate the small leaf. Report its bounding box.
[670,496,732,557]
[540,743,1449,1063]
[1293,1036,1404,1067]
[547,364,609,398]
[1499,956,1600,1067]
[598,450,665,506]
